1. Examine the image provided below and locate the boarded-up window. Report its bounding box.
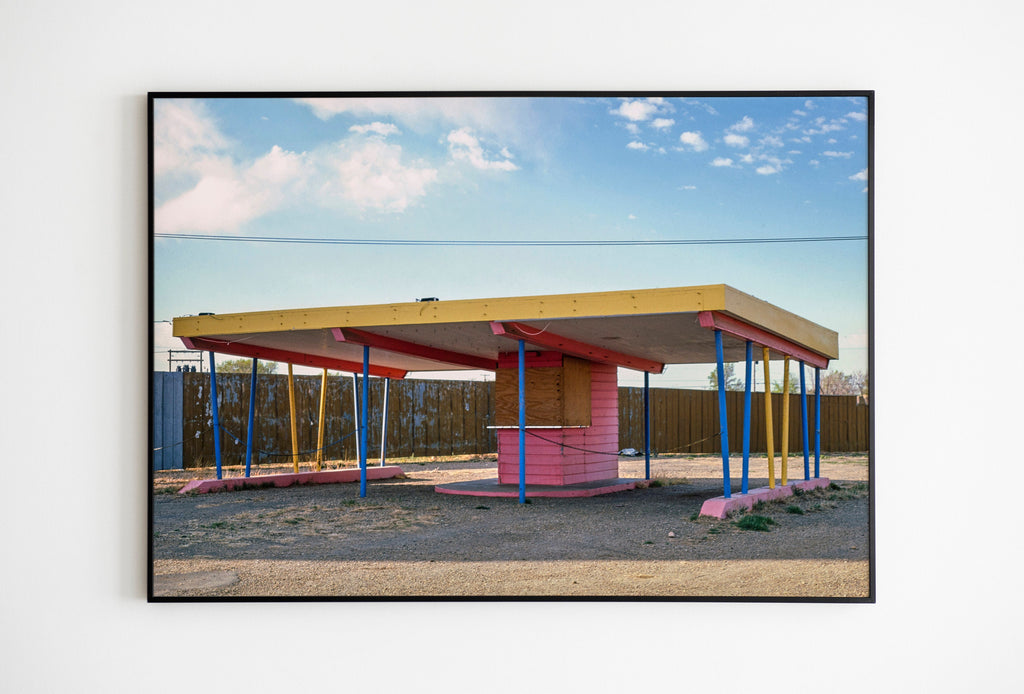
[494,355,591,427]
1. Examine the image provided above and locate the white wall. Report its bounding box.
[2,2,1021,692]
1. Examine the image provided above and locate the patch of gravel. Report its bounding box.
[152,454,870,599]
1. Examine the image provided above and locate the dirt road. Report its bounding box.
[151,453,870,599]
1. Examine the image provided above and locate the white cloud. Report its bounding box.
[627,141,649,151]
[156,100,454,228]
[728,116,755,132]
[320,139,438,213]
[447,127,518,171]
[157,145,309,233]
[739,153,754,164]
[823,151,854,158]
[679,131,709,151]
[760,135,784,148]
[153,99,230,177]
[651,118,675,130]
[849,168,868,181]
[793,109,807,117]
[809,159,820,167]
[624,122,640,135]
[805,121,845,135]
[628,214,637,220]
[247,145,307,185]
[756,164,781,175]
[846,111,868,121]
[710,157,734,167]
[679,185,697,190]
[349,122,400,137]
[679,98,718,116]
[611,98,662,122]
[296,96,516,134]
[723,133,749,148]
[804,100,815,109]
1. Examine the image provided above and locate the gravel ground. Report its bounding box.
[151,453,870,599]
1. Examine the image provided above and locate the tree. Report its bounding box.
[217,358,278,375]
[819,370,867,396]
[771,376,801,394]
[706,362,744,391]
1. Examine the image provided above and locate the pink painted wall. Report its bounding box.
[497,361,619,485]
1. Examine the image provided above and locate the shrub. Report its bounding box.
[734,515,776,531]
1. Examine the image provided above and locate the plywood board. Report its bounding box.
[562,356,591,426]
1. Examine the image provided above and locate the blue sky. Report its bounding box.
[153,94,869,388]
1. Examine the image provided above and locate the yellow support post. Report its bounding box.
[781,356,790,487]
[288,363,299,473]
[315,367,328,472]
[763,348,775,488]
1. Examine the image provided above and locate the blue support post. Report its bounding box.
[245,358,257,478]
[742,341,752,494]
[801,361,810,481]
[814,366,821,478]
[208,351,223,480]
[714,330,731,499]
[352,373,361,463]
[379,377,390,466]
[518,338,526,504]
[360,345,369,497]
[644,371,651,481]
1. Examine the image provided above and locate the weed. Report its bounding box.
[792,486,804,497]
[785,504,804,515]
[643,541,654,545]
[733,515,776,532]
[689,511,700,521]
[829,482,841,491]
[708,526,722,534]
[651,477,688,487]
[474,505,490,510]
[752,500,766,511]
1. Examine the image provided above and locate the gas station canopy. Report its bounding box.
[172,284,838,377]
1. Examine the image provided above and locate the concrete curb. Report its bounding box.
[177,466,405,494]
[699,477,831,519]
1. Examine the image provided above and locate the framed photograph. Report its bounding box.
[150,91,872,601]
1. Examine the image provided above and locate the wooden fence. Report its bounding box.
[180,372,497,468]
[169,372,868,468]
[617,387,869,455]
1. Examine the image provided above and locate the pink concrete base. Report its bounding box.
[698,478,831,519]
[177,466,405,494]
[435,478,637,498]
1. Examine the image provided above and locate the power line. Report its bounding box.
[154,233,867,247]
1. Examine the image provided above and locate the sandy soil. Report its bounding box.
[151,453,870,599]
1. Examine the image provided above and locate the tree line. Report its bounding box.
[707,362,867,397]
